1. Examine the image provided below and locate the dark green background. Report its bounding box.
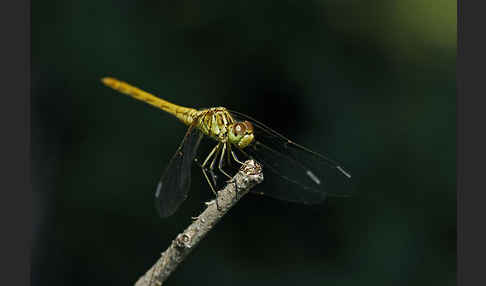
[32,1,456,285]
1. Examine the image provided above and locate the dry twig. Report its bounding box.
[134,160,264,286]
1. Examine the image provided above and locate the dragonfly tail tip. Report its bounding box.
[101,77,116,87]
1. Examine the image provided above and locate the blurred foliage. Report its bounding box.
[32,1,455,285]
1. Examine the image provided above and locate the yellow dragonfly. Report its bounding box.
[102,77,352,217]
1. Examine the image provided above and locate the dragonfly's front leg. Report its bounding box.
[220,143,242,202]
[229,145,244,165]
[218,143,233,179]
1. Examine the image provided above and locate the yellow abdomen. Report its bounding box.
[101,77,197,125]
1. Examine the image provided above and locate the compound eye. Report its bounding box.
[234,123,246,136]
[243,121,254,133]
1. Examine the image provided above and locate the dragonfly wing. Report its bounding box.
[230,110,353,204]
[155,126,203,217]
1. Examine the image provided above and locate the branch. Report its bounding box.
[134,160,264,286]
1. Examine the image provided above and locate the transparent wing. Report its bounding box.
[155,126,203,217]
[230,110,353,204]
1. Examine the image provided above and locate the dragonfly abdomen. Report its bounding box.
[101,77,198,125]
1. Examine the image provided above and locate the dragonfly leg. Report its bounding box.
[230,148,244,165]
[201,144,221,197]
[201,143,224,211]
[202,143,220,168]
[218,143,233,179]
[226,142,232,167]
[220,143,240,202]
[194,155,217,190]
[228,145,245,200]
[208,147,219,187]
[201,168,218,199]
[210,147,227,211]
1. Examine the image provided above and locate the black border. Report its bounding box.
[0,0,30,285]
[458,1,486,285]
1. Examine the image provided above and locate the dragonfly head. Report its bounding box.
[229,121,254,149]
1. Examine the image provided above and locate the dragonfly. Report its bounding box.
[102,77,352,217]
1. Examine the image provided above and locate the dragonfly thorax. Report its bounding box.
[194,107,254,148]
